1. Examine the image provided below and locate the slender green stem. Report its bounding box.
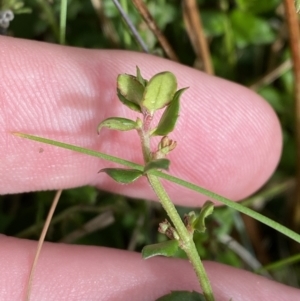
[138,113,153,162]
[13,133,300,244]
[147,174,214,300]
[60,0,68,45]
[138,107,214,300]
[154,171,300,244]
[138,125,151,162]
[147,175,188,239]
[256,252,300,273]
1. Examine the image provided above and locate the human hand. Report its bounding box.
[1,37,298,300]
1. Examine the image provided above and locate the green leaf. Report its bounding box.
[152,88,187,136]
[144,158,170,173]
[117,91,142,112]
[97,117,137,134]
[229,10,276,48]
[141,71,177,114]
[193,201,214,233]
[201,10,227,37]
[236,0,280,14]
[117,74,144,110]
[136,66,147,87]
[156,291,206,301]
[99,168,143,184]
[142,240,180,259]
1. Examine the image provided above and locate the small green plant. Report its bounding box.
[6,0,300,299]
[97,67,215,300]
[15,67,300,300]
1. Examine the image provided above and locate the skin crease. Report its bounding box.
[0,36,298,300]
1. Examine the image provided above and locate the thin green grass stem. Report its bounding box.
[13,133,300,244]
[256,253,300,273]
[60,0,67,45]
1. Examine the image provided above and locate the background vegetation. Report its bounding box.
[1,0,300,290]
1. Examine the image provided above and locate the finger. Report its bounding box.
[0,235,298,301]
[1,37,281,205]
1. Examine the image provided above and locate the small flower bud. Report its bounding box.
[158,136,177,155]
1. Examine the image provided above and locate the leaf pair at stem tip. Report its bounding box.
[97,66,188,138]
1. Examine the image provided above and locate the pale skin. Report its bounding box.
[0,36,299,300]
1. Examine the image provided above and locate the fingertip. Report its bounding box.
[0,236,298,301]
[1,38,282,204]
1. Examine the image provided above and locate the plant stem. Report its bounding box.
[60,0,68,45]
[138,113,152,162]
[147,174,214,301]
[14,133,300,244]
[138,112,214,300]
[284,0,300,231]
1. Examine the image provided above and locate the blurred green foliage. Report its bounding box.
[1,0,299,290]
